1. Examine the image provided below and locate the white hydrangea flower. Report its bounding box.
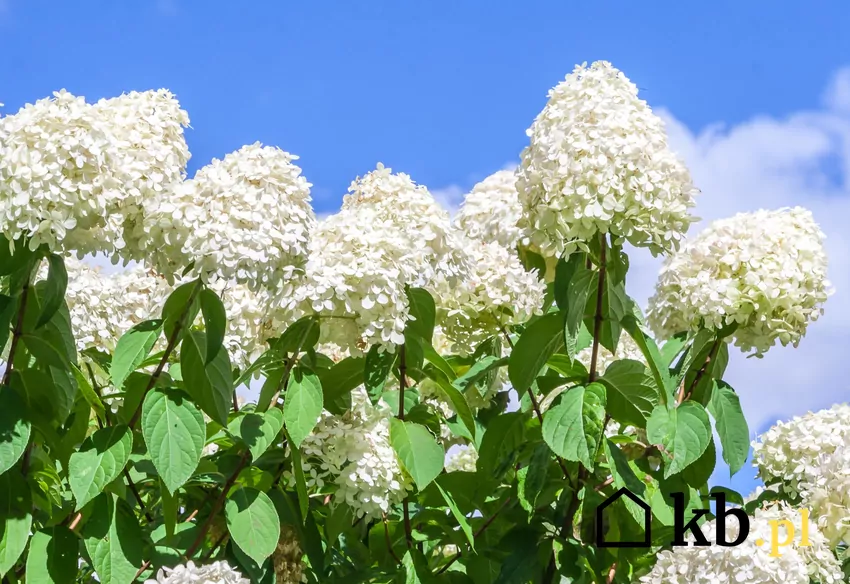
[60,257,170,354]
[141,143,315,291]
[84,89,190,259]
[640,503,843,584]
[296,387,412,518]
[293,165,463,352]
[648,207,831,356]
[144,561,249,584]
[454,169,525,250]
[434,239,544,355]
[445,445,478,473]
[752,403,850,545]
[752,403,850,495]
[516,61,698,257]
[0,91,122,254]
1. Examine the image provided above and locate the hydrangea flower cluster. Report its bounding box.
[293,165,463,352]
[516,61,698,258]
[59,257,171,355]
[296,387,411,518]
[648,207,831,356]
[88,89,191,259]
[434,239,544,354]
[640,503,843,584]
[454,169,525,251]
[142,143,315,290]
[0,91,122,253]
[272,526,304,584]
[0,89,190,257]
[445,445,478,473]
[144,561,249,584]
[752,403,850,545]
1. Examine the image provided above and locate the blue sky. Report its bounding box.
[3,1,850,497]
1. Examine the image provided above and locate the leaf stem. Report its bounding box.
[382,512,402,564]
[128,279,203,429]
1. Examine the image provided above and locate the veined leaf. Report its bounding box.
[646,402,712,478]
[390,419,443,489]
[68,424,133,510]
[283,368,323,448]
[225,487,281,565]
[542,383,606,469]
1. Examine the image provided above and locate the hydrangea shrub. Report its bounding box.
[0,61,846,584]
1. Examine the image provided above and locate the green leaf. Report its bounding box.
[283,368,323,448]
[453,356,508,393]
[70,364,106,419]
[646,402,712,478]
[318,356,364,415]
[708,382,750,476]
[406,288,436,343]
[36,254,67,329]
[141,389,205,494]
[0,236,35,277]
[0,473,31,577]
[181,330,233,425]
[161,479,178,541]
[199,289,227,363]
[0,295,13,352]
[110,320,161,391]
[229,408,284,460]
[225,487,281,565]
[21,333,67,370]
[598,359,659,427]
[508,312,564,392]
[517,444,550,513]
[288,436,309,520]
[423,368,476,440]
[681,435,717,487]
[435,481,475,552]
[0,390,31,475]
[68,424,133,510]
[274,316,319,355]
[83,494,143,584]
[604,439,647,524]
[563,259,595,360]
[390,419,444,489]
[161,280,201,341]
[477,412,525,480]
[542,383,606,469]
[364,345,395,404]
[622,315,673,404]
[25,527,77,584]
[256,367,284,414]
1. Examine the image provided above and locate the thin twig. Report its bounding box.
[184,450,250,559]
[124,469,155,522]
[606,562,618,583]
[678,339,721,405]
[594,476,615,492]
[436,497,512,574]
[382,513,402,564]
[128,279,203,428]
[202,532,230,561]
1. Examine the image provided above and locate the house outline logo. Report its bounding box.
[595,487,651,548]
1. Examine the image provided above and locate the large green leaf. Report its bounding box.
[646,403,712,478]
[364,345,395,404]
[0,390,30,475]
[405,287,436,343]
[199,289,227,363]
[477,412,526,480]
[622,315,673,404]
[110,320,161,391]
[598,359,659,427]
[273,316,319,355]
[68,424,133,510]
[83,494,143,584]
[318,356,364,415]
[508,312,565,392]
[25,527,77,584]
[604,439,647,524]
[435,481,475,551]
[453,356,508,393]
[517,443,550,513]
[141,389,205,494]
[229,408,284,460]
[225,487,281,565]
[36,253,67,329]
[181,330,233,425]
[542,383,606,469]
[562,258,596,360]
[389,419,444,489]
[708,382,749,476]
[0,473,31,577]
[283,368,323,449]
[161,280,201,341]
